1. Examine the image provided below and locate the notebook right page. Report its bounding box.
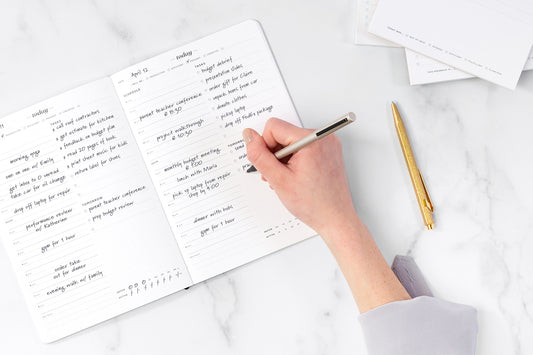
[111,20,316,283]
[368,0,533,89]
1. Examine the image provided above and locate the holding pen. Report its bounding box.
[241,112,474,355]
[241,114,361,239]
[246,112,356,173]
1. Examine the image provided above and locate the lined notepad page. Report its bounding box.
[369,0,533,89]
[355,0,399,47]
[356,0,533,85]
[405,47,533,85]
[112,20,316,283]
[0,79,193,342]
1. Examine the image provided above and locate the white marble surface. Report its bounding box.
[1,0,532,354]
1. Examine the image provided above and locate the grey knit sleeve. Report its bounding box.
[358,256,478,355]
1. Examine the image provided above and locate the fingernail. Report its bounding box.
[242,129,254,144]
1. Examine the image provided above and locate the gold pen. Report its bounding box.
[391,102,434,230]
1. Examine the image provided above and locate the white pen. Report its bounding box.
[246,112,356,173]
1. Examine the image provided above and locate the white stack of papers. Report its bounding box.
[355,0,400,47]
[355,0,533,89]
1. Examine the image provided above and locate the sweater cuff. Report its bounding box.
[358,296,478,355]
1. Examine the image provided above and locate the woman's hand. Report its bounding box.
[242,118,358,239]
[243,118,410,313]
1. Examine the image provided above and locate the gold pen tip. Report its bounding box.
[427,224,434,230]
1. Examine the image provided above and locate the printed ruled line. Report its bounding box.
[159,154,228,182]
[9,203,78,230]
[240,94,277,113]
[190,222,285,270]
[45,292,117,328]
[37,281,107,308]
[161,165,232,193]
[74,169,148,196]
[2,183,73,210]
[25,244,94,272]
[130,80,200,110]
[169,186,241,210]
[143,119,216,150]
[145,124,219,156]
[149,132,220,161]
[36,273,106,305]
[1,193,75,214]
[3,196,77,219]
[20,234,91,264]
[29,255,98,283]
[32,264,103,294]
[188,223,256,256]
[42,290,112,322]
[40,286,109,315]
[237,85,277,105]
[142,112,212,141]
[22,244,94,283]
[179,206,247,235]
[1,157,59,184]
[146,122,218,152]
[168,185,240,209]
[172,196,244,220]
[0,138,56,161]
[14,219,87,246]
[190,231,259,270]
[187,215,254,244]
[154,143,223,174]
[16,223,88,250]
[191,232,256,266]
[90,199,159,233]
[0,149,58,175]
[136,102,208,131]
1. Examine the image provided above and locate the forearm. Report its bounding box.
[242,122,410,313]
[321,210,411,313]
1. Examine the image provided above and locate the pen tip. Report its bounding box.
[246,165,257,173]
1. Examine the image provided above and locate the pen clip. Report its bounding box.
[418,169,433,212]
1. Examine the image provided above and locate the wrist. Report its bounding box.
[314,208,411,313]
[318,208,369,248]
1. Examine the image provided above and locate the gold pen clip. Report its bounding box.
[418,169,433,212]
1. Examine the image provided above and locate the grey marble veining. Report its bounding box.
[1,0,532,354]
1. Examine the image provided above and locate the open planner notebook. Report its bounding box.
[0,20,315,342]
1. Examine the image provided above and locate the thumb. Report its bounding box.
[243,128,290,186]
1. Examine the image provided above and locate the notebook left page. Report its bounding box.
[0,78,193,342]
